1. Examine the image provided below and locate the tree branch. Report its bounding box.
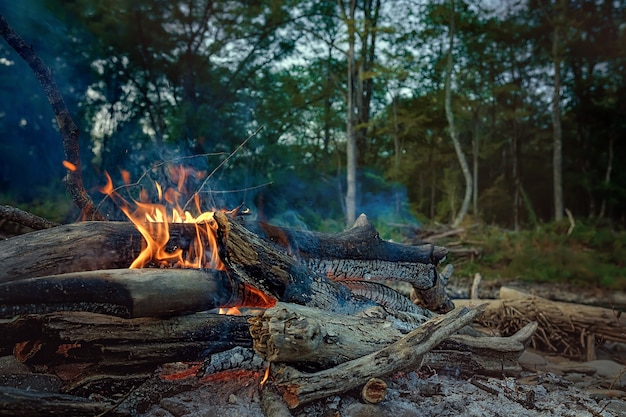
[0,14,106,221]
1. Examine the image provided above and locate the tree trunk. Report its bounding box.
[598,133,614,219]
[339,0,358,227]
[444,0,473,228]
[552,0,565,222]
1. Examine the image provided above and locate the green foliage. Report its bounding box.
[0,184,76,224]
[1,0,626,234]
[452,222,626,290]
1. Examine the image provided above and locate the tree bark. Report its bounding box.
[444,0,473,228]
[552,0,566,222]
[271,305,485,408]
[338,0,358,227]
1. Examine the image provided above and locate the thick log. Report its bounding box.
[251,214,447,290]
[0,386,127,417]
[253,214,447,265]
[0,311,252,364]
[0,222,141,283]
[271,305,485,408]
[213,212,415,315]
[250,302,535,374]
[0,268,262,319]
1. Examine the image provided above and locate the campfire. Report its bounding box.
[0,164,537,416]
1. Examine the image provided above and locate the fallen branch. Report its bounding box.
[271,304,486,408]
[456,290,626,359]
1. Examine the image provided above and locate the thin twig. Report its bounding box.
[183,126,264,211]
[95,152,227,212]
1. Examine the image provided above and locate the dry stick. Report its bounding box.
[0,205,59,230]
[182,126,264,212]
[0,15,106,221]
[272,304,486,408]
[95,152,228,213]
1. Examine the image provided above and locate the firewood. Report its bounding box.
[0,385,127,417]
[252,213,447,289]
[0,214,447,315]
[0,216,445,286]
[270,304,485,408]
[0,268,255,319]
[250,302,535,375]
[0,310,252,363]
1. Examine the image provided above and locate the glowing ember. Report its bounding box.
[62,160,77,171]
[100,166,224,270]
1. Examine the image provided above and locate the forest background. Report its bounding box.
[0,0,624,289]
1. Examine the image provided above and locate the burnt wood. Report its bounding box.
[0,214,438,316]
[0,268,250,319]
[0,311,252,362]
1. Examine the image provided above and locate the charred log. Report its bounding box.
[251,214,447,290]
[0,268,262,319]
[0,310,252,363]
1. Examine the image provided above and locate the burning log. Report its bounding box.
[251,214,447,289]
[0,213,441,317]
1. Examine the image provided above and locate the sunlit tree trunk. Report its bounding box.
[445,0,473,228]
[339,0,358,227]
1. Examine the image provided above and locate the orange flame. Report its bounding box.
[100,169,224,270]
[260,363,271,386]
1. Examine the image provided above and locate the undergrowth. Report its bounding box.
[446,220,626,291]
